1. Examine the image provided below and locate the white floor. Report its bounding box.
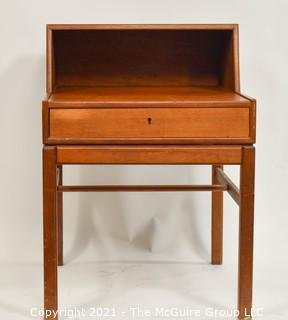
[0,258,287,320]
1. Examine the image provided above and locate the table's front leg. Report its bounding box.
[211,165,224,265]
[43,147,58,320]
[57,165,63,266]
[238,146,255,319]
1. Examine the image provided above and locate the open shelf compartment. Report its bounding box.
[47,25,239,93]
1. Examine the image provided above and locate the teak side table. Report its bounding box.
[42,24,256,320]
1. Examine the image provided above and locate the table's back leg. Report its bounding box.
[43,147,58,319]
[211,165,223,265]
[238,146,255,319]
[57,165,63,266]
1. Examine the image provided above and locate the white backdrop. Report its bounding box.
[0,1,288,319]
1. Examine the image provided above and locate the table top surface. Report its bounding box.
[47,86,251,107]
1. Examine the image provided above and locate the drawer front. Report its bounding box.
[49,107,250,141]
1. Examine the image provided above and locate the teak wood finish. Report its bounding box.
[43,24,256,320]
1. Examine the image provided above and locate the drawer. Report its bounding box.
[47,107,251,144]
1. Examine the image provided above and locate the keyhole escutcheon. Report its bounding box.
[147,117,153,125]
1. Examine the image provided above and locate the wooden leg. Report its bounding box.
[43,147,58,320]
[57,166,63,266]
[238,146,255,319]
[211,165,223,265]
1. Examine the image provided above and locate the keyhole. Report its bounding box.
[147,117,153,125]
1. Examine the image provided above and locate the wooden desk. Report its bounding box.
[42,24,256,320]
